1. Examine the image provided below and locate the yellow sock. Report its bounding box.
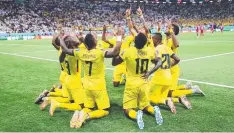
[128,110,137,120]
[88,110,109,119]
[54,97,69,103]
[177,85,186,90]
[54,88,61,92]
[172,90,193,97]
[83,108,93,113]
[58,103,82,111]
[48,91,62,97]
[144,106,154,115]
[46,97,68,103]
[172,98,179,103]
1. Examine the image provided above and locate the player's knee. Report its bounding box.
[113,82,120,87]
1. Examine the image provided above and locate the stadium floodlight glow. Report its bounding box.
[116,0,119,1]
[157,1,159,3]
[192,1,196,3]
[140,0,143,2]
[122,0,125,1]
[134,0,137,2]
[183,1,186,3]
[199,1,203,3]
[210,1,213,2]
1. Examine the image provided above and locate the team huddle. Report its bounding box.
[34,8,205,130]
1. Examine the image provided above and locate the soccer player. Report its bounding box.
[150,33,192,112]
[200,24,204,38]
[220,24,224,33]
[163,20,205,100]
[35,28,70,107]
[49,35,84,116]
[196,24,199,38]
[59,29,124,128]
[112,32,163,129]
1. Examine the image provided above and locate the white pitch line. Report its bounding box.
[181,52,234,62]
[0,43,52,47]
[16,49,56,54]
[179,78,234,89]
[0,51,234,89]
[0,52,58,62]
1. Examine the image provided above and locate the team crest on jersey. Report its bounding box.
[75,48,80,51]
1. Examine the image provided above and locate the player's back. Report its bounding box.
[75,48,105,79]
[64,55,81,77]
[74,48,106,90]
[151,45,173,85]
[120,46,154,87]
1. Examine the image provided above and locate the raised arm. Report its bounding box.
[51,34,60,50]
[126,8,136,36]
[102,25,114,48]
[132,21,139,33]
[137,7,149,35]
[59,36,79,56]
[105,35,122,58]
[166,19,179,48]
[171,25,179,48]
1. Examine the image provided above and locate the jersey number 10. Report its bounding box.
[135,59,149,74]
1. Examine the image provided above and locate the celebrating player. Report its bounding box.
[59,28,124,128]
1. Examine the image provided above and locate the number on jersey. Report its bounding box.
[161,54,170,69]
[85,61,93,76]
[135,59,149,74]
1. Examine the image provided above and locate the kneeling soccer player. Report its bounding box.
[112,33,163,129]
[60,28,124,128]
[49,35,85,116]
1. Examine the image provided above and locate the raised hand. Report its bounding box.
[126,8,131,17]
[137,7,143,16]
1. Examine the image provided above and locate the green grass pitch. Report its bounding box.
[0,32,234,132]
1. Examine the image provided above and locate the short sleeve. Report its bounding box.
[73,48,80,58]
[119,49,127,61]
[108,37,117,46]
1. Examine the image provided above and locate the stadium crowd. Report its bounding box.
[0,0,233,33]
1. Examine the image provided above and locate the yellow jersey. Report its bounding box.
[64,55,81,77]
[120,46,155,88]
[107,35,134,51]
[58,47,66,72]
[163,37,179,73]
[151,45,174,85]
[73,48,106,90]
[146,34,154,48]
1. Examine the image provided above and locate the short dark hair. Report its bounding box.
[153,33,162,41]
[172,24,179,35]
[84,33,95,50]
[134,33,147,49]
